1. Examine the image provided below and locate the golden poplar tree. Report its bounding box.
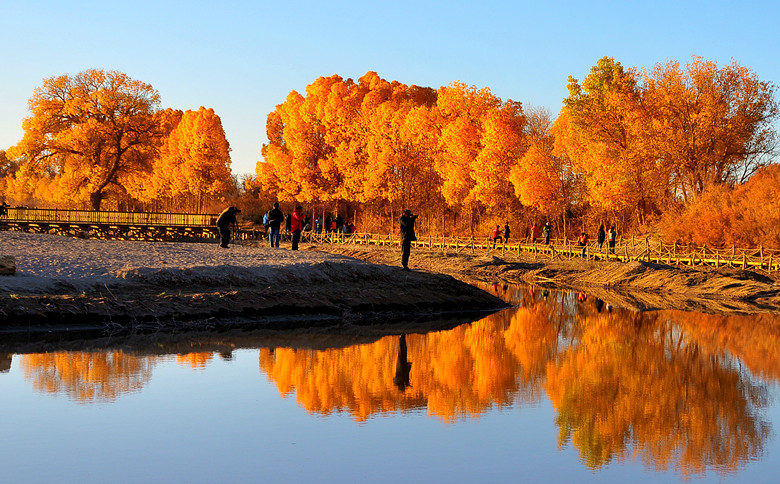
[642,57,778,201]
[556,57,670,223]
[7,69,162,210]
[433,82,527,216]
[510,107,580,223]
[151,106,233,211]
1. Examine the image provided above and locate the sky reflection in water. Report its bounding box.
[1,285,780,483]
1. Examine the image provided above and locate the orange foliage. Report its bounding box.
[510,107,579,218]
[658,164,780,248]
[643,58,778,199]
[555,56,777,229]
[256,74,524,217]
[7,69,162,210]
[145,107,233,211]
[3,71,234,211]
[2,59,776,245]
[556,57,670,222]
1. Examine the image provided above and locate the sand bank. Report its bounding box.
[0,232,505,331]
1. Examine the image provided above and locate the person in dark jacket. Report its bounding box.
[267,202,284,248]
[597,224,606,253]
[216,206,241,248]
[399,209,418,271]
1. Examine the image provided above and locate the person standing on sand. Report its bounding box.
[399,209,418,271]
[503,222,511,245]
[290,205,306,250]
[267,202,284,248]
[216,206,241,248]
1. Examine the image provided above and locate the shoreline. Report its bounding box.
[0,231,506,333]
[3,230,780,337]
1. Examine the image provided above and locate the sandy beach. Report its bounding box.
[0,231,505,331]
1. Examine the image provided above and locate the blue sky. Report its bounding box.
[2,0,778,176]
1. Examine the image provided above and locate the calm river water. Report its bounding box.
[2,285,779,483]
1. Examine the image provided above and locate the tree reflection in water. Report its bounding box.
[14,286,780,477]
[20,351,156,403]
[546,309,770,477]
[259,287,778,477]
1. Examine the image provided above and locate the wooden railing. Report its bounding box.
[1,207,217,227]
[297,231,780,274]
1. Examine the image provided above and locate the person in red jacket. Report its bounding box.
[492,225,503,248]
[290,205,306,250]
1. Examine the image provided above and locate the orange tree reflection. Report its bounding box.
[20,351,156,403]
[176,352,214,369]
[259,290,579,422]
[546,310,770,477]
[259,288,775,477]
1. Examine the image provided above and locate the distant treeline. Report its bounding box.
[2,58,779,247]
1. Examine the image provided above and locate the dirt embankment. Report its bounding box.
[319,245,780,314]
[0,232,506,332]
[0,269,502,332]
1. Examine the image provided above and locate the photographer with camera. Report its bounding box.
[399,209,418,271]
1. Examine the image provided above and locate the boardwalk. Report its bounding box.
[0,207,221,241]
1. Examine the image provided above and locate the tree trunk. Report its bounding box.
[90,191,104,211]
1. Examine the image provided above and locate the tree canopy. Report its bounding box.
[8,69,163,209]
[4,70,235,211]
